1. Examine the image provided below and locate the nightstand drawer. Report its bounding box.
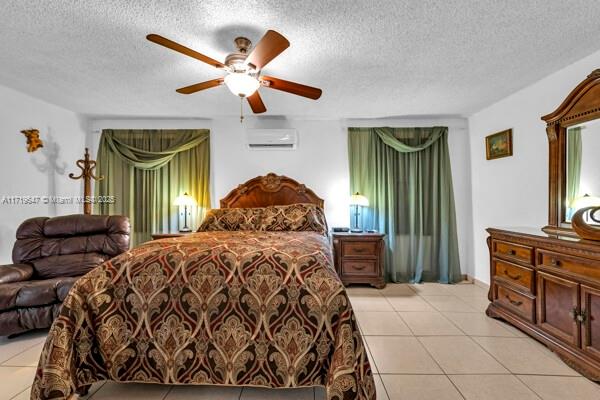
[342,260,378,276]
[342,241,378,257]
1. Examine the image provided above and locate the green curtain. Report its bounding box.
[95,129,210,246]
[348,127,462,283]
[566,127,582,220]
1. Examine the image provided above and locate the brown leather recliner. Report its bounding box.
[0,214,130,336]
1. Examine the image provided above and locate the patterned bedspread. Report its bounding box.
[31,231,375,400]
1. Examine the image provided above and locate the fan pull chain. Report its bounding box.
[240,97,244,123]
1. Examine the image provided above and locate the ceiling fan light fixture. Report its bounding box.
[224,73,260,97]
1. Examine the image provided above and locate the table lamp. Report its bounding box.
[174,192,197,232]
[349,192,369,233]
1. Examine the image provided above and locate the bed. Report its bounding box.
[31,173,375,400]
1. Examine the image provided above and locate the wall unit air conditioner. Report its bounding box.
[246,129,298,150]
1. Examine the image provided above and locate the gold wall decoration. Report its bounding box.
[20,129,44,152]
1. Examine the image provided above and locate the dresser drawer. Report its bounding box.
[537,250,600,281]
[493,259,535,293]
[341,241,378,257]
[342,260,378,276]
[494,283,535,323]
[493,240,534,265]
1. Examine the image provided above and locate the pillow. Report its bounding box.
[261,203,328,235]
[198,207,264,231]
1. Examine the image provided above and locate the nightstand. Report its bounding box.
[151,231,193,240]
[332,232,386,289]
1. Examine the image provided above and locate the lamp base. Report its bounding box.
[350,228,363,233]
[179,228,192,233]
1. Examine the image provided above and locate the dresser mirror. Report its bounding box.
[542,69,600,235]
[565,120,600,225]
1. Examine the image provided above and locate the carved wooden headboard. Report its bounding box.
[219,173,325,209]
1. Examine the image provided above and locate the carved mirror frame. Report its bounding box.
[542,69,600,235]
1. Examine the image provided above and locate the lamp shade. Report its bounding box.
[572,194,600,210]
[224,73,260,97]
[349,192,369,207]
[173,192,197,207]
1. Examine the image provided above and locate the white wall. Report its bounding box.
[468,49,600,284]
[90,116,473,277]
[0,84,86,263]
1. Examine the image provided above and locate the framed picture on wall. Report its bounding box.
[485,129,513,160]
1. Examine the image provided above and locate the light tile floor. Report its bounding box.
[2,283,600,399]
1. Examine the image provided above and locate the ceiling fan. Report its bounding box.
[146,30,322,115]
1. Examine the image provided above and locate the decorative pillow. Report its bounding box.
[261,203,328,235]
[198,208,264,231]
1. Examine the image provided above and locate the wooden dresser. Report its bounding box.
[332,232,386,289]
[486,227,600,380]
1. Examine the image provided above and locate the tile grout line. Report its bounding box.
[8,385,31,400]
[374,373,391,400]
[161,384,174,400]
[86,381,106,399]
[1,337,46,366]
[356,321,392,399]
[380,285,508,400]
[513,374,544,400]
[411,335,467,400]
[511,374,544,400]
[373,285,468,400]
[420,295,548,398]
[415,285,506,400]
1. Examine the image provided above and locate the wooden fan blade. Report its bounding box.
[247,91,267,113]
[245,30,290,70]
[147,34,225,69]
[261,76,322,100]
[176,78,224,94]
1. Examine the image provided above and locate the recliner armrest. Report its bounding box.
[0,264,33,284]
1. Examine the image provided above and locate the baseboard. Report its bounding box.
[468,275,490,290]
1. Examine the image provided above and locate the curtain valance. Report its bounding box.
[100,129,209,170]
[370,126,446,153]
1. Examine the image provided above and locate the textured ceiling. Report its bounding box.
[1,0,600,119]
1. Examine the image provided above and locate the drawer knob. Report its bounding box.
[508,249,517,256]
[353,247,367,253]
[352,265,366,270]
[569,308,587,322]
[550,258,561,267]
[503,269,522,280]
[569,308,577,320]
[505,294,523,306]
